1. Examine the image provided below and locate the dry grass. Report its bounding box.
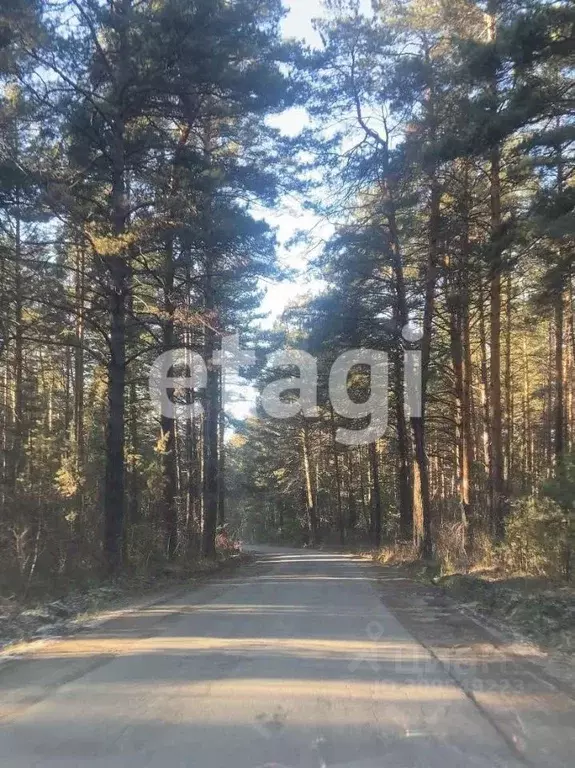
[371,506,575,654]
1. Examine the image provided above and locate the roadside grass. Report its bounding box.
[372,539,575,654]
[435,571,575,652]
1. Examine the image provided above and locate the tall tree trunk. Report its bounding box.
[127,380,140,525]
[186,378,199,549]
[74,240,85,473]
[462,296,475,530]
[104,254,127,573]
[201,283,219,559]
[0,244,7,511]
[346,451,357,531]
[522,335,533,493]
[301,423,318,546]
[184,273,199,549]
[11,194,23,493]
[103,0,131,574]
[386,204,413,541]
[393,348,412,541]
[412,173,440,559]
[487,0,506,539]
[369,441,382,548]
[448,294,471,530]
[489,160,505,536]
[217,366,225,527]
[504,275,513,490]
[329,404,344,545]
[568,276,575,452]
[460,160,476,523]
[477,277,492,495]
[555,290,565,464]
[543,323,553,477]
[387,176,434,556]
[160,240,178,560]
[64,348,72,443]
[358,447,368,531]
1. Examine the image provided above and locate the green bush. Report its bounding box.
[501,496,569,579]
[541,454,575,580]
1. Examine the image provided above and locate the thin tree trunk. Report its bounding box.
[160,240,178,560]
[477,276,492,514]
[460,161,476,521]
[200,122,219,560]
[413,173,440,559]
[346,451,357,531]
[201,290,219,559]
[555,290,565,464]
[369,441,382,548]
[462,301,475,525]
[393,350,412,541]
[522,336,533,493]
[74,241,85,473]
[301,423,318,546]
[505,274,513,490]
[358,447,368,532]
[448,294,471,530]
[568,276,575,452]
[545,322,554,475]
[127,380,140,525]
[11,194,23,492]
[386,206,413,541]
[217,366,225,527]
[487,1,506,539]
[329,404,345,545]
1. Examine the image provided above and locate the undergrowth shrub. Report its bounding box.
[501,497,570,579]
[375,540,419,564]
[375,498,572,582]
[216,527,240,553]
[435,519,467,575]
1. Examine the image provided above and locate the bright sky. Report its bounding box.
[232,0,372,415]
[258,0,374,326]
[281,0,325,46]
[226,1,328,417]
[256,0,327,326]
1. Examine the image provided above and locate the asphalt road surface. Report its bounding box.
[0,546,571,767]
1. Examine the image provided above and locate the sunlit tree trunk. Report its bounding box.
[487,0,506,539]
[477,276,492,512]
[301,423,318,546]
[555,290,565,465]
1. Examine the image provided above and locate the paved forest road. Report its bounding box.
[0,547,573,768]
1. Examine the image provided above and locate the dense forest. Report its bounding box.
[0,0,574,594]
[229,0,575,577]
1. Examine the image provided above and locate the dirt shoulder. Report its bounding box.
[366,559,575,767]
[378,557,575,655]
[0,552,252,656]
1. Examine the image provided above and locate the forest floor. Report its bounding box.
[0,552,250,655]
